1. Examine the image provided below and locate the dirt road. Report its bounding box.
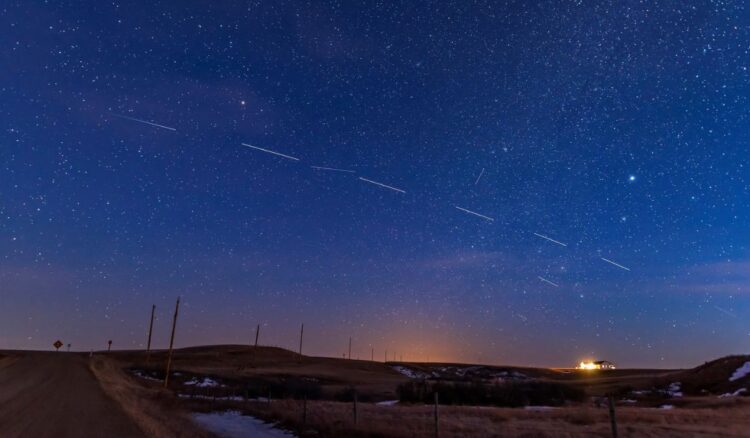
[0,351,145,438]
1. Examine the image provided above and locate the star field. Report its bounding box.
[1,1,748,367]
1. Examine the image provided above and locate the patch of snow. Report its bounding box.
[392,366,430,379]
[620,399,637,403]
[660,404,675,410]
[729,362,750,382]
[455,366,482,377]
[185,377,223,388]
[666,382,683,397]
[192,411,296,438]
[718,388,747,398]
[179,394,245,402]
[376,400,399,406]
[130,370,161,382]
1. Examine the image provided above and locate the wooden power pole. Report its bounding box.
[145,304,155,364]
[298,323,304,355]
[254,324,260,348]
[163,297,180,388]
[348,337,352,360]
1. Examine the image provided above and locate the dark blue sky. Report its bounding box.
[1,1,748,367]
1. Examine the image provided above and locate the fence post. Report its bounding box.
[608,395,618,438]
[353,390,358,425]
[434,392,439,438]
[303,394,307,425]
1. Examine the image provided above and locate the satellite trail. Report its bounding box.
[474,168,485,185]
[533,232,568,247]
[358,177,406,193]
[109,113,176,131]
[311,166,356,173]
[455,206,494,222]
[538,276,559,287]
[714,306,737,318]
[241,143,300,161]
[600,257,631,271]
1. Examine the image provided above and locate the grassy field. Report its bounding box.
[181,397,750,437]
[99,345,750,437]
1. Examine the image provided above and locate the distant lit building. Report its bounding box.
[577,360,616,370]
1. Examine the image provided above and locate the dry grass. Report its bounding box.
[113,345,408,399]
[193,398,750,438]
[102,346,750,437]
[89,355,216,438]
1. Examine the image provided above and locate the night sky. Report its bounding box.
[1,1,748,368]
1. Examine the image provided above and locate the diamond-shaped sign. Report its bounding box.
[53,340,63,351]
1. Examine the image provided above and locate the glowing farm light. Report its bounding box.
[577,360,616,370]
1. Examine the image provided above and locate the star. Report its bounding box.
[628,175,636,182]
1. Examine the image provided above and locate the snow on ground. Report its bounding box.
[491,370,528,380]
[130,370,161,382]
[718,388,747,398]
[392,366,430,379]
[192,411,296,438]
[184,377,222,387]
[666,382,683,397]
[660,405,675,410]
[376,400,399,406]
[178,394,245,401]
[729,362,750,382]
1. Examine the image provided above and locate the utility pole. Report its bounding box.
[146,304,155,364]
[163,296,180,388]
[371,347,374,361]
[348,337,352,360]
[254,324,260,348]
[299,323,304,355]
